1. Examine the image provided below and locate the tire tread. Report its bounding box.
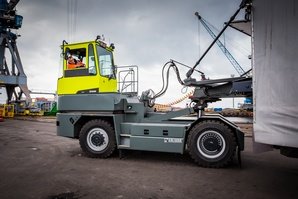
[79,119,116,158]
[187,120,236,168]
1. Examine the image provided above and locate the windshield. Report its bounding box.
[96,45,115,78]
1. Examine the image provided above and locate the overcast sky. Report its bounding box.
[3,0,251,107]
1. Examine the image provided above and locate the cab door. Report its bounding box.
[95,42,117,93]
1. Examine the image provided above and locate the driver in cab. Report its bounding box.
[67,54,85,69]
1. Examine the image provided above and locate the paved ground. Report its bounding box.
[0,119,297,199]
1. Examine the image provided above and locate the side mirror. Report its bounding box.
[108,65,117,80]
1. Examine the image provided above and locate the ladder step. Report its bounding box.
[120,134,131,147]
[118,144,130,148]
[120,134,131,137]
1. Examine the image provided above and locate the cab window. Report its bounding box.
[66,48,86,70]
[97,45,115,78]
[64,47,89,77]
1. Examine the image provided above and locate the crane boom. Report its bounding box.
[195,12,245,76]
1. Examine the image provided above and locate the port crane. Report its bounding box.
[0,0,31,103]
[195,12,246,76]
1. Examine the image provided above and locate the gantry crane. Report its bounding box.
[195,12,246,76]
[0,0,31,103]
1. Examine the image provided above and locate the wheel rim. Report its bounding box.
[87,128,109,152]
[197,130,226,159]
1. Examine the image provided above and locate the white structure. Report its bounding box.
[253,0,298,151]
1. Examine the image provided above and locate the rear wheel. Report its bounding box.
[79,119,116,158]
[187,120,236,168]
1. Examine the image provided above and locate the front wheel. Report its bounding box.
[79,119,116,158]
[187,120,236,168]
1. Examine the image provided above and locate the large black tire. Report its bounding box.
[79,119,116,158]
[187,120,236,168]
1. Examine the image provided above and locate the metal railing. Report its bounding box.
[117,65,138,95]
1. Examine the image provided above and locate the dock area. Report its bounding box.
[0,119,297,199]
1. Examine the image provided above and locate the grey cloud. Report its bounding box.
[12,0,249,107]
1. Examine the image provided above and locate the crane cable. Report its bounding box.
[149,60,203,108]
[154,17,199,108]
[151,61,185,100]
[67,0,78,42]
[203,18,250,57]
